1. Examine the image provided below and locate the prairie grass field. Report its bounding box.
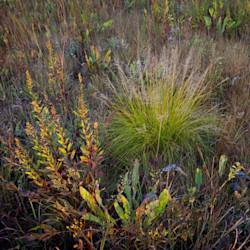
[0,1,250,249]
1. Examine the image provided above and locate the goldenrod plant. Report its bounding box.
[10,70,106,247]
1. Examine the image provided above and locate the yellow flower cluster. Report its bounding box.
[25,70,33,92]
[67,218,85,239]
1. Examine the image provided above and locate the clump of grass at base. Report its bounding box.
[108,48,219,166]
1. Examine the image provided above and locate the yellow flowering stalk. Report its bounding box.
[76,74,103,175]
[15,138,45,188]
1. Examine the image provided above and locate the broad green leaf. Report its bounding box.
[195,168,203,190]
[82,212,104,226]
[144,189,171,227]
[114,201,127,221]
[204,16,212,29]
[79,186,105,219]
[209,7,215,18]
[119,194,130,219]
[157,189,171,213]
[102,19,113,30]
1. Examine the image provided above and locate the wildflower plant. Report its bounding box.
[12,69,104,244]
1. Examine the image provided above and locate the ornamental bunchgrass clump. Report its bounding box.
[108,48,219,167]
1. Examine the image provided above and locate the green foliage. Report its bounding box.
[85,46,112,73]
[114,160,141,225]
[195,168,203,190]
[185,0,250,36]
[143,188,171,227]
[108,50,219,166]
[114,194,131,225]
[80,184,115,227]
[114,162,172,232]
[0,1,250,249]
[7,71,105,247]
[100,19,113,31]
[203,15,212,30]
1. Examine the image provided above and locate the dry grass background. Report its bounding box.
[0,1,250,249]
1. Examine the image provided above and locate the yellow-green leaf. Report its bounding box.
[114,200,126,221]
[79,186,105,219]
[82,212,104,226]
